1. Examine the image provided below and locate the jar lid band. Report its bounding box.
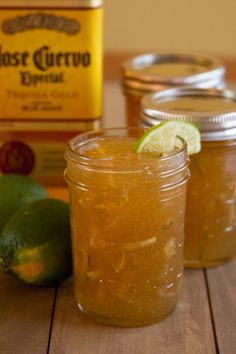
[141,88,236,141]
[122,52,225,92]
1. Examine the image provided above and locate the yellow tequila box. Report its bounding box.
[0,0,103,193]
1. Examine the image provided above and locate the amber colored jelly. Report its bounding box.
[184,140,236,268]
[124,91,143,127]
[65,128,189,326]
[140,87,236,268]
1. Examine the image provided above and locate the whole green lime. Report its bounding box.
[0,198,72,285]
[0,174,48,233]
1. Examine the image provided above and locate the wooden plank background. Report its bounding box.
[49,271,216,354]
[207,260,236,354]
[0,273,55,354]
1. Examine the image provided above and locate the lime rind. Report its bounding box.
[135,121,201,155]
[0,198,72,285]
[0,174,48,233]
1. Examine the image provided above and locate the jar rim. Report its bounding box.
[65,127,188,173]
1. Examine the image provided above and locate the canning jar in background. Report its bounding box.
[65,128,189,326]
[141,88,236,268]
[122,53,225,127]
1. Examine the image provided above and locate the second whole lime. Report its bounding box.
[0,174,48,233]
[0,198,72,285]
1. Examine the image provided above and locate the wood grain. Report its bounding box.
[49,270,216,354]
[206,258,236,354]
[0,272,55,354]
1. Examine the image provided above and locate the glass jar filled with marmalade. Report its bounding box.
[65,128,189,326]
[122,53,225,127]
[141,88,236,268]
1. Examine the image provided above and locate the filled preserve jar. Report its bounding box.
[65,128,189,326]
[141,88,236,268]
[122,52,225,127]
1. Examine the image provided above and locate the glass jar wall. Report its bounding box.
[65,128,189,326]
[141,88,236,268]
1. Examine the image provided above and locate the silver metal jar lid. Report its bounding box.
[141,88,236,141]
[122,52,225,93]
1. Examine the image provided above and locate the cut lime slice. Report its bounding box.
[135,121,201,155]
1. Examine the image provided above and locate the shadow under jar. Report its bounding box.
[141,88,236,268]
[65,128,189,327]
[121,52,225,127]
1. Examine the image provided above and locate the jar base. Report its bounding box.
[184,256,234,269]
[77,304,176,327]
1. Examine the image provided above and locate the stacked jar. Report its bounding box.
[141,87,236,268]
[122,52,225,127]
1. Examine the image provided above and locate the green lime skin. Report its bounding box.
[0,198,72,286]
[0,174,48,233]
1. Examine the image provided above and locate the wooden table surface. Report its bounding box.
[1,260,236,354]
[1,82,236,354]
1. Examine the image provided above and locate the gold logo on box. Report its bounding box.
[2,13,80,35]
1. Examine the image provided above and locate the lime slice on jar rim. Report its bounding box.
[135,121,201,155]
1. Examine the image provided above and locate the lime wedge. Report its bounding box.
[135,121,201,155]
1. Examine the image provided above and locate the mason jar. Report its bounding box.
[122,52,225,127]
[141,88,236,268]
[65,128,189,326]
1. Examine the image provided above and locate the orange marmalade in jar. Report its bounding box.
[122,53,225,127]
[141,88,236,268]
[65,128,189,326]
